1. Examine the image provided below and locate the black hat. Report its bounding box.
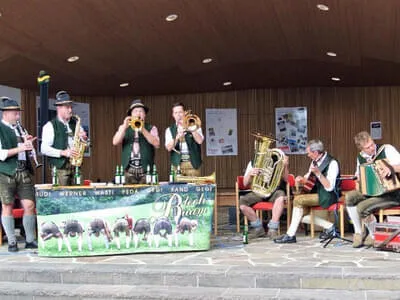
[126,99,149,115]
[55,91,74,106]
[0,97,22,111]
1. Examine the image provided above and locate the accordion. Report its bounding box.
[359,159,400,196]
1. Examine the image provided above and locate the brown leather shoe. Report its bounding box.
[266,229,278,239]
[363,235,374,247]
[352,233,363,248]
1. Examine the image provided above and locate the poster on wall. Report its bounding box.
[275,107,307,154]
[36,97,91,156]
[205,108,238,156]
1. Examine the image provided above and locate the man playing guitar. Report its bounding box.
[274,139,340,244]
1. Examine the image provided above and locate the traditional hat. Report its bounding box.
[55,91,73,106]
[126,99,149,116]
[0,97,22,111]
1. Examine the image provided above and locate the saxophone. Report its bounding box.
[70,115,87,167]
[251,133,285,198]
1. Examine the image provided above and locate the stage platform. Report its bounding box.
[0,224,400,300]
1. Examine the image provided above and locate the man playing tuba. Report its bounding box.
[240,151,289,239]
[41,91,87,186]
[165,102,204,177]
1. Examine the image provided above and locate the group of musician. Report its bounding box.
[0,92,204,252]
[241,131,400,248]
[2,90,400,252]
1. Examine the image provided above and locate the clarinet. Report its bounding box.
[15,121,43,168]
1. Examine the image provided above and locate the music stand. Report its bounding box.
[320,177,355,248]
[320,204,352,248]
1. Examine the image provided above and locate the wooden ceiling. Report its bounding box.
[1,0,400,96]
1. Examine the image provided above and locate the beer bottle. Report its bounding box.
[74,166,82,185]
[243,224,249,244]
[52,166,58,186]
[176,165,182,176]
[120,165,125,185]
[145,165,152,185]
[114,165,121,185]
[169,165,175,183]
[152,164,159,185]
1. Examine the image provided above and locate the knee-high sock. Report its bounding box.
[287,207,303,237]
[302,214,333,229]
[346,206,362,234]
[2,216,16,244]
[364,214,377,238]
[23,215,36,243]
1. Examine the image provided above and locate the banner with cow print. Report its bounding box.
[35,183,215,257]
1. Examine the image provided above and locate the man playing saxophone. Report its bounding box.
[41,91,87,186]
[113,99,160,184]
[0,97,38,252]
[165,102,204,176]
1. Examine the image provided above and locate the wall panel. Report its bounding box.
[21,86,400,189]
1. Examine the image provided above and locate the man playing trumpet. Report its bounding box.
[165,102,204,176]
[0,97,38,252]
[41,91,87,186]
[113,99,160,184]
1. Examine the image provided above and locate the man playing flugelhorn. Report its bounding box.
[0,97,38,252]
[41,91,87,186]
[165,102,204,176]
[113,99,160,184]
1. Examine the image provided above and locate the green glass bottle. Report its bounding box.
[152,164,159,185]
[74,166,81,185]
[120,165,125,185]
[145,165,152,185]
[52,166,58,186]
[114,165,121,185]
[176,165,182,176]
[243,224,249,244]
[169,165,175,183]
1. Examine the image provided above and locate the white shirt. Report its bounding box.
[0,119,27,162]
[304,152,339,192]
[355,144,400,177]
[41,117,74,158]
[164,126,203,154]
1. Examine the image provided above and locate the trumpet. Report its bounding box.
[129,117,143,131]
[15,121,42,168]
[182,111,201,132]
[175,172,215,184]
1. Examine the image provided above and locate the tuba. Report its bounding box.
[182,110,201,132]
[70,115,87,167]
[251,133,285,198]
[129,117,143,131]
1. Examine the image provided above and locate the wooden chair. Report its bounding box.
[310,175,356,238]
[379,206,400,223]
[235,174,295,233]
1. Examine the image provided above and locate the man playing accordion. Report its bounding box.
[346,131,400,248]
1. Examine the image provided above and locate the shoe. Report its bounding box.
[266,229,278,239]
[352,233,363,248]
[8,242,18,252]
[319,225,335,240]
[363,235,374,247]
[274,234,296,244]
[25,241,38,249]
[248,226,266,239]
